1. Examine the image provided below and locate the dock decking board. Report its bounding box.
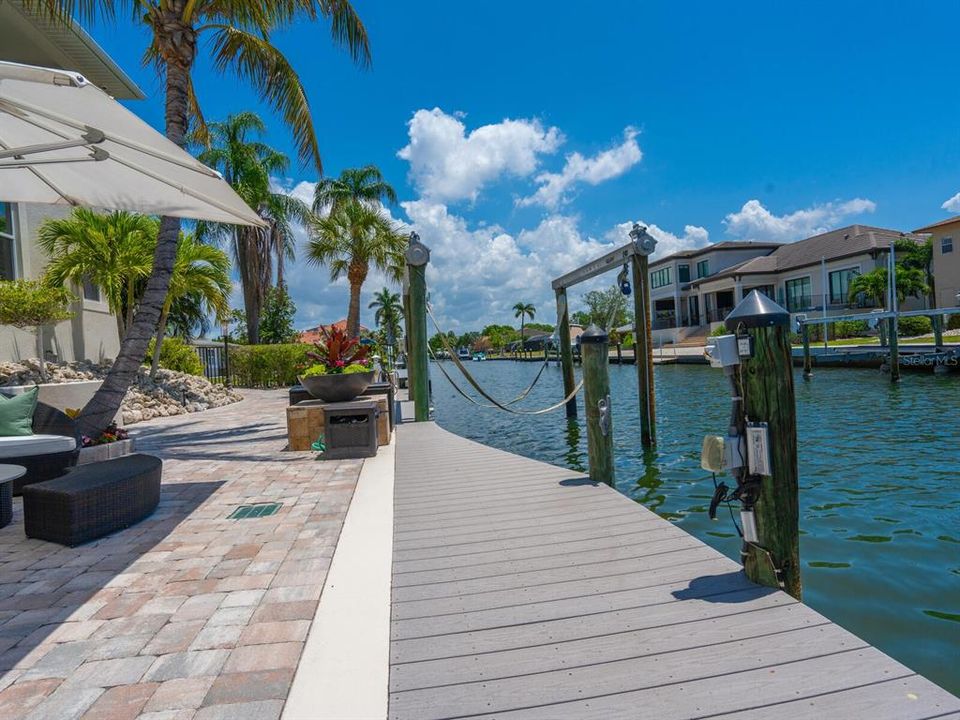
[390,421,960,720]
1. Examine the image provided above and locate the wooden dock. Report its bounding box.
[390,421,960,719]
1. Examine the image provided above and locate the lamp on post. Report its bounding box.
[221,318,231,389]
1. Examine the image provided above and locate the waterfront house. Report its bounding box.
[913,216,960,308]
[649,225,927,343]
[0,0,143,364]
[298,319,371,344]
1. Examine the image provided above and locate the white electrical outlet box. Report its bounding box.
[746,422,771,476]
[741,509,759,543]
[705,335,740,368]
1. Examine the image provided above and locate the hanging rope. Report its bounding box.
[427,305,583,415]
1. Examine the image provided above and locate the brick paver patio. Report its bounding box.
[0,390,362,719]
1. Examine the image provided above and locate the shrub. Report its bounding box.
[301,364,327,378]
[229,343,311,388]
[897,316,932,337]
[947,314,960,331]
[832,320,869,339]
[710,325,729,337]
[145,337,203,376]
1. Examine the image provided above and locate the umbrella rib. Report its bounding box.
[0,95,221,178]
[0,130,76,205]
[108,152,266,227]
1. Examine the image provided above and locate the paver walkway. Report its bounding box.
[0,389,360,720]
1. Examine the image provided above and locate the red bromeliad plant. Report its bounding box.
[305,325,371,374]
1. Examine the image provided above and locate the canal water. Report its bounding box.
[429,359,960,695]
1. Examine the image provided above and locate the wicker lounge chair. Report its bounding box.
[22,453,162,546]
[0,402,81,494]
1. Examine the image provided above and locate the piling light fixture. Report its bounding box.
[724,290,791,331]
[405,231,430,266]
[628,223,658,256]
[579,325,609,344]
[617,263,631,295]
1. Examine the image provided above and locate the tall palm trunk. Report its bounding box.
[346,260,368,338]
[149,296,173,379]
[77,9,194,437]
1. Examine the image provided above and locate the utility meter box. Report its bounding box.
[705,335,740,368]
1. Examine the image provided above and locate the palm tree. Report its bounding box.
[513,302,536,350]
[306,202,406,338]
[848,266,930,308]
[196,113,312,344]
[38,209,157,340]
[313,165,397,214]
[369,287,403,345]
[150,233,231,378]
[28,0,370,436]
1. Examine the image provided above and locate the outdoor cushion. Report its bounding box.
[0,387,38,436]
[0,434,77,458]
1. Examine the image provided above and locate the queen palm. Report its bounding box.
[368,287,403,345]
[150,233,231,378]
[28,0,369,436]
[513,302,536,349]
[38,209,157,339]
[312,165,397,214]
[196,112,312,343]
[307,202,406,338]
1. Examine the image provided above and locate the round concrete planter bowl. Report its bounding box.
[298,371,374,403]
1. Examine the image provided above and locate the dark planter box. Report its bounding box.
[321,401,378,460]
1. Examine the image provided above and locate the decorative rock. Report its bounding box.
[0,360,243,426]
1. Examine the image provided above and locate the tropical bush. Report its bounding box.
[229,343,311,388]
[305,326,370,373]
[897,316,933,337]
[832,320,869,339]
[145,337,203,376]
[948,314,960,331]
[0,279,74,381]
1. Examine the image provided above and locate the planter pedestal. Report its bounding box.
[77,438,135,465]
[286,395,389,451]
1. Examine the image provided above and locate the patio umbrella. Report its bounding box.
[0,61,264,226]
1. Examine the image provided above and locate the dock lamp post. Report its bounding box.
[628,223,658,448]
[221,319,231,389]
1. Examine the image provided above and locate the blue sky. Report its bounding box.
[86,1,960,331]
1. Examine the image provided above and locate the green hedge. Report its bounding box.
[145,337,203,376]
[897,316,932,337]
[228,343,310,388]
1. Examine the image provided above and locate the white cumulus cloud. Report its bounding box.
[723,198,876,242]
[941,193,960,213]
[605,220,710,260]
[397,108,563,203]
[518,128,642,209]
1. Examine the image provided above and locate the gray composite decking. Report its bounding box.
[390,421,960,720]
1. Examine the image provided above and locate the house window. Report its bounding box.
[650,267,672,289]
[0,202,17,280]
[696,260,710,278]
[943,237,954,254]
[678,264,690,283]
[828,267,860,304]
[82,276,101,302]
[784,277,812,312]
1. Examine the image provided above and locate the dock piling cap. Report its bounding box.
[724,290,791,331]
[580,324,609,344]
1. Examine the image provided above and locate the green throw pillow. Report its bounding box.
[0,387,38,436]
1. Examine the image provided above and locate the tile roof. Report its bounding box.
[650,240,780,267]
[298,320,370,343]
[693,225,921,284]
[913,216,960,232]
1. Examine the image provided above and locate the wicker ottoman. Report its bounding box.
[22,454,162,546]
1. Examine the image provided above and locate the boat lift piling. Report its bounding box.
[581,325,615,486]
[552,223,658,448]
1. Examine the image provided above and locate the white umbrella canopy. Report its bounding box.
[0,61,265,227]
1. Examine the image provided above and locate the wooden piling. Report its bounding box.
[933,313,944,348]
[631,255,656,447]
[556,288,577,418]
[726,291,801,600]
[406,240,431,421]
[581,326,615,486]
[888,316,900,383]
[801,323,812,378]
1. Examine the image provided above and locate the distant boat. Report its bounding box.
[457,347,472,361]
[473,351,487,361]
